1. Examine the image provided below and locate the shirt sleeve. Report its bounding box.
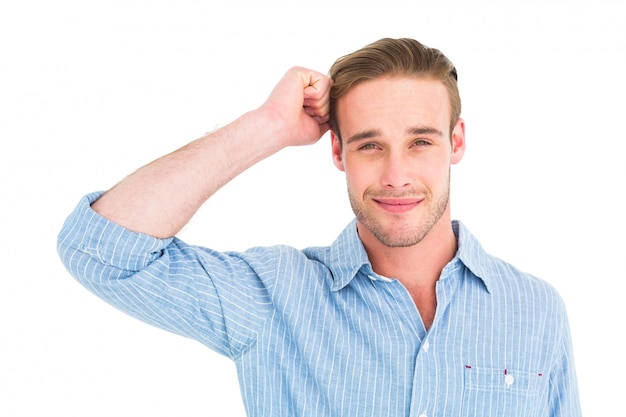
[548,297,582,417]
[57,192,272,359]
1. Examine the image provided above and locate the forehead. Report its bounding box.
[336,76,451,136]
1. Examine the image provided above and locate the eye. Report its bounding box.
[358,143,380,151]
[412,139,430,147]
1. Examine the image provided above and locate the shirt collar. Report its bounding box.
[328,219,494,293]
[452,220,493,293]
[328,219,372,291]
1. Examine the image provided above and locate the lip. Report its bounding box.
[373,198,423,213]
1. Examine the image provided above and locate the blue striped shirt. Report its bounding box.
[57,192,580,417]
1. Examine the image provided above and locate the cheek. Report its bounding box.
[343,162,373,194]
[430,164,452,191]
[412,157,451,190]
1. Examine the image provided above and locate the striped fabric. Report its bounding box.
[58,192,581,417]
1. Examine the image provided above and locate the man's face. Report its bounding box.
[331,76,465,248]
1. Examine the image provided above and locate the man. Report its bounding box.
[58,38,580,416]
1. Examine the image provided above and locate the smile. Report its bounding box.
[373,198,423,213]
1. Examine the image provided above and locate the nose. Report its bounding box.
[380,150,412,189]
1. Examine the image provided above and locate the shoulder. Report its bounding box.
[485,254,563,300]
[219,244,334,282]
[455,221,565,309]
[235,244,331,266]
[467,252,570,332]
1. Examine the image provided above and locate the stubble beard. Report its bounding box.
[348,181,451,248]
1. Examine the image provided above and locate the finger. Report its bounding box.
[317,121,331,137]
[303,105,330,123]
[303,96,329,114]
[303,76,331,100]
[298,67,330,88]
[303,85,330,105]
[303,82,330,119]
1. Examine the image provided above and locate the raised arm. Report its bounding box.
[92,67,331,238]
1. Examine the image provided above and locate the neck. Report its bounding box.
[360,214,457,288]
[358,209,457,331]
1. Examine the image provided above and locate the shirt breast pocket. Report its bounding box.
[462,365,547,416]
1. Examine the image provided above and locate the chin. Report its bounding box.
[372,223,430,248]
[378,234,427,248]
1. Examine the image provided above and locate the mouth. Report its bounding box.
[373,197,423,213]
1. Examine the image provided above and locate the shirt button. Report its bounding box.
[422,340,430,352]
[419,412,427,417]
[504,374,515,387]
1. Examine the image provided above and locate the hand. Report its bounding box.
[260,66,331,147]
[90,66,332,238]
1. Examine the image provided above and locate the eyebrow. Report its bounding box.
[345,129,381,144]
[408,126,444,137]
[345,126,444,145]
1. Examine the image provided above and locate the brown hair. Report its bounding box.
[329,38,461,140]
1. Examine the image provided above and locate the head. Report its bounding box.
[329,37,461,144]
[328,38,465,249]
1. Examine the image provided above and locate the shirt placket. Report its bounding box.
[408,262,461,417]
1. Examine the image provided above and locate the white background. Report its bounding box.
[1,1,624,415]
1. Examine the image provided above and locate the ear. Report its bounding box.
[331,130,345,171]
[450,118,466,165]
